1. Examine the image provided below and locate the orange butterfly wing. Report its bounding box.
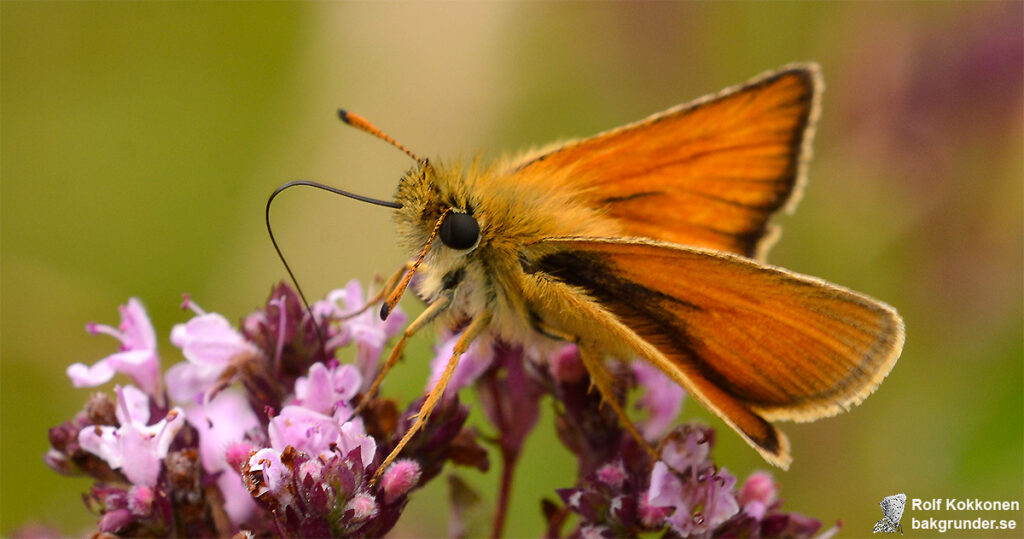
[523,237,904,466]
[513,65,821,259]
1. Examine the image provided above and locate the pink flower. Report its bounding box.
[165,301,260,404]
[737,470,778,521]
[98,508,134,534]
[426,330,495,398]
[660,425,711,472]
[647,429,739,536]
[247,447,290,497]
[185,390,259,474]
[595,462,628,489]
[548,344,586,383]
[380,459,422,503]
[638,491,673,528]
[267,405,341,459]
[67,298,161,397]
[632,362,685,441]
[314,280,406,386]
[580,524,612,539]
[336,419,377,467]
[292,361,362,418]
[649,461,739,535]
[266,405,376,467]
[344,493,379,522]
[217,472,257,528]
[54,284,492,537]
[183,390,260,526]
[78,385,185,486]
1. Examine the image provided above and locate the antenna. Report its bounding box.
[265,180,401,354]
[338,109,423,163]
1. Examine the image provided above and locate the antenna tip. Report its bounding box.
[337,108,352,124]
[379,302,391,321]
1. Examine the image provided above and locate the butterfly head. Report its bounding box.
[337,108,486,256]
[338,109,491,318]
[394,159,486,256]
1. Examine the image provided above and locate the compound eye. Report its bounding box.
[439,211,479,250]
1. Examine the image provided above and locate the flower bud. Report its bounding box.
[380,459,422,503]
[344,493,378,521]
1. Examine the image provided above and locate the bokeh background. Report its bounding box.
[3,2,1021,537]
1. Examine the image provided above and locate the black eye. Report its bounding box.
[439,211,479,250]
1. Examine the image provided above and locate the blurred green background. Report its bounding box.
[2,2,1021,537]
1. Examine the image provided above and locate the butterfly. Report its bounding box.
[286,63,905,480]
[873,493,907,534]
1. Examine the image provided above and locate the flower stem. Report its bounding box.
[491,448,517,539]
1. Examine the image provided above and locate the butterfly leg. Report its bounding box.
[354,290,453,415]
[576,345,660,461]
[373,309,493,483]
[531,314,661,461]
[339,261,415,321]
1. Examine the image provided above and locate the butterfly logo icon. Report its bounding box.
[873,493,907,534]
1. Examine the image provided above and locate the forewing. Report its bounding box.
[524,237,904,425]
[882,494,906,523]
[512,65,821,259]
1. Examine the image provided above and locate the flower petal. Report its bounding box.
[119,423,163,486]
[116,385,152,426]
[427,331,494,398]
[648,461,684,510]
[338,419,376,468]
[120,298,157,351]
[268,406,339,457]
[67,360,116,388]
[172,313,255,366]
[248,448,288,494]
[104,350,161,397]
[165,361,223,404]
[296,362,334,414]
[331,364,362,402]
[78,425,122,469]
[185,390,259,473]
[217,470,259,526]
[633,362,685,441]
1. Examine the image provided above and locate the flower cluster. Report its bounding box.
[45,281,486,537]
[45,280,833,538]
[548,424,833,538]
[538,351,836,538]
[419,333,837,538]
